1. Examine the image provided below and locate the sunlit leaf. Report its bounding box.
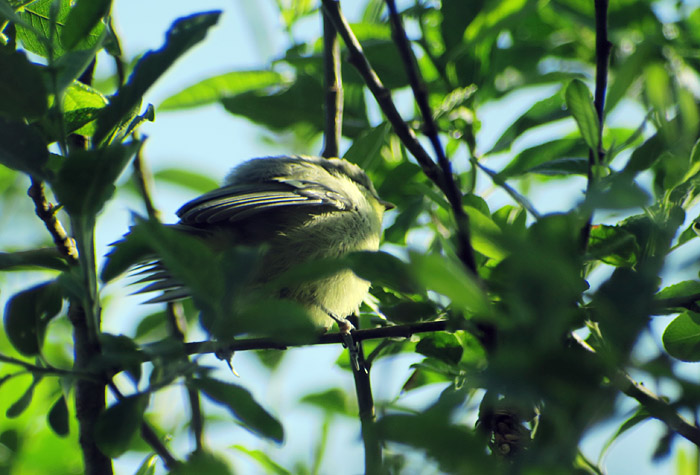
[662,312,700,362]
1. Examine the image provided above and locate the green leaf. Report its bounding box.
[584,173,651,211]
[488,90,567,154]
[344,122,391,170]
[381,301,439,324]
[159,70,285,111]
[662,311,700,362]
[47,395,69,436]
[623,133,665,174]
[152,168,219,195]
[587,225,639,267]
[97,333,142,385]
[232,445,291,475]
[0,50,47,119]
[93,11,222,144]
[656,281,700,301]
[464,205,506,260]
[171,450,232,475]
[377,414,492,472]
[416,333,464,365]
[498,139,587,179]
[6,377,41,418]
[599,407,650,460]
[409,252,491,316]
[0,118,49,179]
[565,79,600,151]
[0,249,69,271]
[62,81,109,136]
[347,251,421,294]
[94,395,147,458]
[51,141,141,218]
[3,281,63,356]
[15,0,105,58]
[300,388,354,416]
[190,377,284,443]
[60,0,111,50]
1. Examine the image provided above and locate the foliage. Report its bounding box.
[1,0,700,474]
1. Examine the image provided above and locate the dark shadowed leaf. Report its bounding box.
[94,394,147,458]
[587,225,639,267]
[347,251,421,294]
[381,301,439,323]
[0,118,49,179]
[0,249,69,271]
[0,50,47,119]
[498,139,587,179]
[94,11,221,144]
[171,450,232,475]
[51,141,141,218]
[416,333,463,365]
[6,376,42,418]
[3,281,63,356]
[190,377,284,443]
[47,395,69,436]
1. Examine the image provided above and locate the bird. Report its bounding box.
[131,155,394,331]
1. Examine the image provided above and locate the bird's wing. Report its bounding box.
[177,180,354,225]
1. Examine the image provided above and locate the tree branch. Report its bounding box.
[321,13,343,159]
[27,178,78,264]
[384,0,477,273]
[320,0,444,191]
[182,320,449,357]
[69,304,112,475]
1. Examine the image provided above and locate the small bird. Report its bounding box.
[135,155,393,331]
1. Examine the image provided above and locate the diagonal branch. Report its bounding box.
[27,178,78,264]
[320,0,443,191]
[384,0,476,273]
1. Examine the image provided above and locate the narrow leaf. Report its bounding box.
[565,79,600,151]
[159,70,285,110]
[94,11,221,144]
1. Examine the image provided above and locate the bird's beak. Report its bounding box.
[380,199,395,210]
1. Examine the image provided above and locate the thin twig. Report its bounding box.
[473,159,542,219]
[320,0,444,192]
[384,0,476,274]
[0,353,94,379]
[166,303,204,452]
[132,138,161,221]
[573,336,700,447]
[27,178,78,264]
[108,381,181,470]
[321,13,343,158]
